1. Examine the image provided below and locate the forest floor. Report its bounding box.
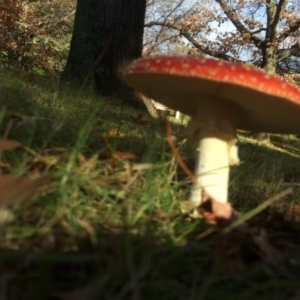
[0,67,300,299]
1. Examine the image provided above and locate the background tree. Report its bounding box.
[61,0,147,107]
[0,0,75,74]
[2,0,299,122]
[145,0,300,139]
[145,0,300,77]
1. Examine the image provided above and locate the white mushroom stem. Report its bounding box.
[184,104,240,207]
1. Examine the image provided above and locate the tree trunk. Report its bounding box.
[250,47,277,143]
[61,0,106,85]
[61,0,147,108]
[249,0,283,144]
[94,1,146,97]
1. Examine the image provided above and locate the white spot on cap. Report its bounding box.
[242,64,253,71]
[208,70,217,76]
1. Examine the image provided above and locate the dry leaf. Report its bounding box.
[112,150,137,161]
[0,175,50,206]
[198,197,237,228]
[0,138,21,152]
[33,155,59,167]
[98,149,137,161]
[78,153,98,173]
[284,205,300,222]
[23,146,60,170]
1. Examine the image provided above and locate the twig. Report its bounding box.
[165,118,198,185]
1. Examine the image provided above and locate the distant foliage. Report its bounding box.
[144,0,300,87]
[0,0,75,75]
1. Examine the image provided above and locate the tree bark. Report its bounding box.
[250,0,288,143]
[61,0,147,107]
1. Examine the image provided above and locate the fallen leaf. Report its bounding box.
[112,150,137,161]
[0,175,50,206]
[0,138,21,152]
[198,197,237,228]
[23,146,60,168]
[33,155,59,167]
[28,161,47,175]
[284,205,300,222]
[78,153,98,174]
[98,149,137,161]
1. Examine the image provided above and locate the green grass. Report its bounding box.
[0,67,300,299]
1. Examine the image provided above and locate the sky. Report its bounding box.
[145,0,300,63]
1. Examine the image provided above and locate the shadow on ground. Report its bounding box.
[2,220,300,300]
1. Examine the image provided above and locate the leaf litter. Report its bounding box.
[0,120,300,299]
[0,139,49,226]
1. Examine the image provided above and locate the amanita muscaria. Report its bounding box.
[124,56,300,207]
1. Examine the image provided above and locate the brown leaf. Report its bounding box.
[0,175,50,206]
[0,138,21,152]
[112,150,137,161]
[198,197,237,228]
[78,153,98,174]
[284,205,300,222]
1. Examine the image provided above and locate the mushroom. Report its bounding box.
[123,56,300,207]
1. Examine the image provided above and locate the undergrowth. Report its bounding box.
[0,67,300,299]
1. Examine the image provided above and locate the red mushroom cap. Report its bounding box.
[124,56,300,133]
